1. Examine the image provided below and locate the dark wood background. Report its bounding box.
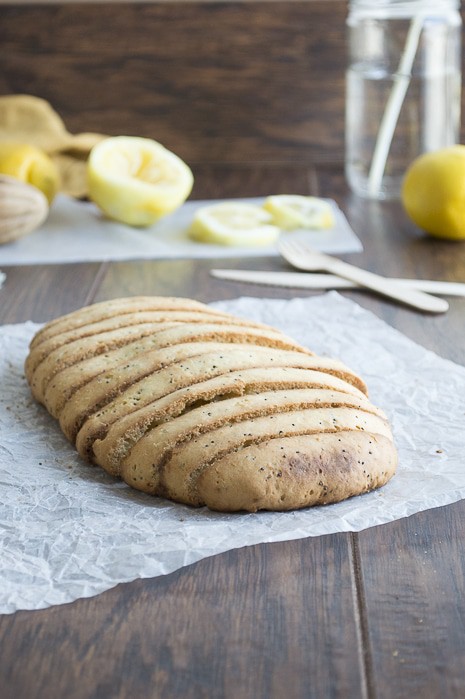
[2,1,464,167]
[0,1,346,164]
[0,1,387,167]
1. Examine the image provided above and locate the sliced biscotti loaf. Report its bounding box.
[25,295,397,512]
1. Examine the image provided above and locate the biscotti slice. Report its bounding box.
[25,295,398,512]
[44,340,258,419]
[159,407,393,505]
[76,365,366,467]
[28,322,179,402]
[28,319,309,403]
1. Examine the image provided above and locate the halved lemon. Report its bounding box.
[263,194,334,230]
[87,136,194,226]
[0,141,60,203]
[188,201,280,246]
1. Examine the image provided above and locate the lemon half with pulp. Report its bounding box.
[87,136,194,226]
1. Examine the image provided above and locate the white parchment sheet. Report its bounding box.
[0,196,362,266]
[1,293,464,614]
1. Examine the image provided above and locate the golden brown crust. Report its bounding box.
[25,296,397,512]
[197,432,397,512]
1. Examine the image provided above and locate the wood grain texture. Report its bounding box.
[2,0,465,169]
[0,0,465,170]
[0,2,347,164]
[0,0,346,4]
[0,537,365,699]
[1,1,465,692]
[358,501,465,699]
[0,263,105,324]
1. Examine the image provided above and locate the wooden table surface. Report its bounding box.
[1,162,465,699]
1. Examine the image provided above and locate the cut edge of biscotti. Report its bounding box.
[85,364,373,475]
[57,344,367,443]
[29,296,236,349]
[26,318,313,403]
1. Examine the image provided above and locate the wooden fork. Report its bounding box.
[277,238,449,314]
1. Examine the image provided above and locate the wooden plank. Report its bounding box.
[0,537,366,699]
[0,2,347,164]
[191,162,315,200]
[357,501,465,699]
[0,263,104,324]
[2,1,465,168]
[0,0,348,4]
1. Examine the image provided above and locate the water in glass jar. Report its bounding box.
[345,11,462,200]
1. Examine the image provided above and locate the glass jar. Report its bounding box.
[345,0,462,200]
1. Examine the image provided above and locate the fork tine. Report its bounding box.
[279,238,318,256]
[278,238,304,257]
[278,237,323,271]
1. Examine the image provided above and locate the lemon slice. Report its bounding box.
[263,194,334,230]
[188,202,280,246]
[0,141,60,203]
[87,136,193,226]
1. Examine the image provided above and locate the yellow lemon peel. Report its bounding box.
[402,145,465,241]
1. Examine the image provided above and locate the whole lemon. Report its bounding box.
[401,145,465,241]
[0,141,60,203]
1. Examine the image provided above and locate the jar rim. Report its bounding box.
[349,0,461,13]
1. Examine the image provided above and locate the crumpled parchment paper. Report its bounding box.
[1,293,464,614]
